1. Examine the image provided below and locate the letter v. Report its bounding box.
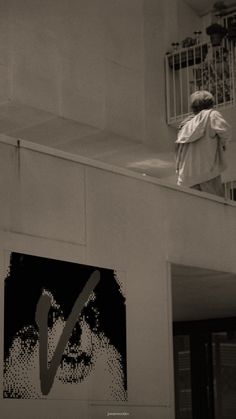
[35,270,100,395]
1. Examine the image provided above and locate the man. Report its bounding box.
[175,90,231,196]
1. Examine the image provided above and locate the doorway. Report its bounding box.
[171,264,236,419]
[173,318,236,419]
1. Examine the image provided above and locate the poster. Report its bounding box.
[3,252,127,401]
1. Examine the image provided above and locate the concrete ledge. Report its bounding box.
[1,134,236,208]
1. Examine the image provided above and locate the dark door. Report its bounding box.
[173,318,236,419]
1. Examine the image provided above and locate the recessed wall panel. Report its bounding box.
[20,149,86,244]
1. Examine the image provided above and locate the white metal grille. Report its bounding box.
[165,40,236,126]
[224,181,236,200]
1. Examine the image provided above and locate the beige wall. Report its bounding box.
[177,0,202,43]
[0,138,174,418]
[4,0,146,142]
[143,0,177,151]
[1,0,235,154]
[1,138,236,418]
[0,0,10,102]
[0,0,201,152]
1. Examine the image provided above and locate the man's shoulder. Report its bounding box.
[178,114,194,130]
[209,109,223,118]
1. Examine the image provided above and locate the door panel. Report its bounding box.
[173,319,236,419]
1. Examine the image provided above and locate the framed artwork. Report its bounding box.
[3,252,127,401]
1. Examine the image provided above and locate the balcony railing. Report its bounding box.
[165,40,236,126]
[224,180,236,200]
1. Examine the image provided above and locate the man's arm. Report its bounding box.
[210,110,232,149]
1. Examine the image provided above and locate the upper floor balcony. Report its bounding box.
[165,9,236,127]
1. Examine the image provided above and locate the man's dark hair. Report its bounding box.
[190,90,214,114]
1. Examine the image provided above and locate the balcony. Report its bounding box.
[165,41,235,126]
[165,12,236,126]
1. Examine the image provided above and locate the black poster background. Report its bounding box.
[3,252,127,400]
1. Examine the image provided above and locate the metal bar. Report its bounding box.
[173,53,177,119]
[221,47,226,104]
[214,48,218,106]
[224,182,228,200]
[186,49,190,112]
[193,46,197,91]
[179,51,183,116]
[165,55,171,124]
[208,45,211,93]
[201,45,204,89]
[228,44,233,104]
[231,181,234,200]
[231,44,236,106]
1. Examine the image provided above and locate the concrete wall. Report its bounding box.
[0,0,10,102]
[1,137,236,418]
[0,0,202,152]
[177,0,202,42]
[1,0,236,153]
[4,0,146,143]
[143,0,177,151]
